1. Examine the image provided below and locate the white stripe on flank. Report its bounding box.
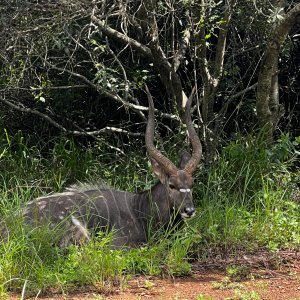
[71,216,90,240]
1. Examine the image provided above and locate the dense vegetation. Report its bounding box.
[0,0,300,297]
[0,131,299,296]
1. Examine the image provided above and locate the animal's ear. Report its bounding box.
[150,157,168,184]
[178,150,191,169]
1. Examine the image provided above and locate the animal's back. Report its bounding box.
[2,185,146,248]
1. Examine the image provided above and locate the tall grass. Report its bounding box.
[0,129,299,296]
[192,133,300,255]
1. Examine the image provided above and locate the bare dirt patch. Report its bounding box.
[10,250,300,300]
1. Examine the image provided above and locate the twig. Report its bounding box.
[1,85,88,91]
[91,15,152,58]
[173,28,191,72]
[0,96,68,133]
[0,96,144,138]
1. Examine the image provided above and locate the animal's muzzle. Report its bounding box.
[181,206,196,219]
[184,206,195,217]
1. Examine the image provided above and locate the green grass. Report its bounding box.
[0,130,300,296]
[192,133,300,256]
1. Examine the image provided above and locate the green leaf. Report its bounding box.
[205,33,211,39]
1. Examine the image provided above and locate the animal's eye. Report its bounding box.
[169,184,176,189]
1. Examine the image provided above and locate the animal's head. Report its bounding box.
[145,86,202,219]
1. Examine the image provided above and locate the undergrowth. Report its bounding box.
[193,133,300,255]
[0,130,300,296]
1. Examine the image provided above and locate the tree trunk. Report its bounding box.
[256,3,300,144]
[196,5,231,162]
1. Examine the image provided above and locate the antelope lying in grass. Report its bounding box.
[3,89,202,248]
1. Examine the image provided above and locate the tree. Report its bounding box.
[0,0,299,158]
[256,2,300,143]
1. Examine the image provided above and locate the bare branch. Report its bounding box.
[217,82,258,117]
[230,82,258,101]
[91,15,152,58]
[1,85,88,91]
[45,63,98,90]
[196,4,212,86]
[143,2,185,112]
[0,96,144,139]
[42,61,178,121]
[173,28,191,72]
[94,127,144,137]
[0,96,68,133]
[105,39,130,102]
[213,11,231,81]
[70,125,144,138]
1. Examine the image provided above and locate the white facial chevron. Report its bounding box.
[179,188,191,193]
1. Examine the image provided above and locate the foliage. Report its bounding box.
[0,0,299,155]
[196,295,214,300]
[0,131,300,296]
[192,132,300,254]
[228,290,261,300]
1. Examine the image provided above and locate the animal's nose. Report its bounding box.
[184,207,195,216]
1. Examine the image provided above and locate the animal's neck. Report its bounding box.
[134,182,171,226]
